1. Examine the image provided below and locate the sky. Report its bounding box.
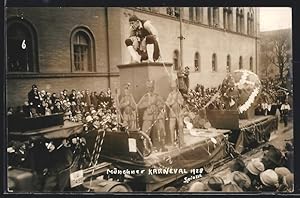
[259,7,292,32]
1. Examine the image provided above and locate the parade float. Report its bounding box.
[7,65,278,192]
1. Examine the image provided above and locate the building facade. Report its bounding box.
[5,7,259,107]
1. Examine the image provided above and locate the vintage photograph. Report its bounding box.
[5,7,293,193]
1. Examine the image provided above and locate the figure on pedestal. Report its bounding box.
[137,80,167,152]
[119,83,137,130]
[165,79,185,147]
[125,15,160,63]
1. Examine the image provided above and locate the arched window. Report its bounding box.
[173,50,179,70]
[247,12,250,35]
[240,9,244,33]
[226,55,231,72]
[194,52,200,72]
[223,8,227,29]
[208,7,212,26]
[189,7,194,21]
[7,18,38,72]
[239,56,243,69]
[250,57,253,71]
[71,27,95,72]
[228,7,233,30]
[195,7,203,22]
[250,12,254,35]
[213,7,219,27]
[212,53,217,72]
[236,8,240,32]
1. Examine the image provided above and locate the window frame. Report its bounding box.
[70,27,96,73]
[194,52,200,72]
[6,17,39,73]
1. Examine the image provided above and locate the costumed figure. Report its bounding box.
[137,80,167,152]
[125,15,160,63]
[119,83,137,130]
[165,79,185,147]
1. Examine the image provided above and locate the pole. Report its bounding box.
[179,7,184,70]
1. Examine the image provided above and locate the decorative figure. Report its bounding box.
[125,15,160,63]
[165,79,185,147]
[137,80,167,152]
[119,83,137,130]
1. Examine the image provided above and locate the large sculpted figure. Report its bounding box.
[119,84,137,130]
[138,80,167,152]
[125,15,160,63]
[165,80,185,147]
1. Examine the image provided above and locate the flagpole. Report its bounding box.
[179,7,184,70]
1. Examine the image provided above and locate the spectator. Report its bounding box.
[28,84,42,110]
[69,89,76,103]
[231,171,251,191]
[280,99,291,127]
[188,181,207,192]
[245,158,265,190]
[207,176,224,191]
[22,101,31,117]
[7,107,14,116]
[259,169,279,191]
[222,183,243,192]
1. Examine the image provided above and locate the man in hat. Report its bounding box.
[165,79,185,147]
[207,176,224,191]
[245,158,265,190]
[28,84,42,111]
[259,169,279,191]
[177,67,189,99]
[125,15,160,63]
[138,80,167,152]
[119,83,137,130]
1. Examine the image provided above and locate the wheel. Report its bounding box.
[203,162,214,173]
[138,131,153,157]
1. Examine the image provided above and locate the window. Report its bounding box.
[223,8,227,29]
[249,11,254,35]
[250,57,253,71]
[213,7,219,27]
[189,7,194,21]
[247,12,250,35]
[208,7,212,26]
[226,55,231,72]
[194,52,200,72]
[195,7,203,22]
[71,27,95,72]
[239,56,243,69]
[212,53,217,72]
[227,8,233,30]
[7,18,38,72]
[240,9,244,33]
[236,8,240,32]
[173,50,179,70]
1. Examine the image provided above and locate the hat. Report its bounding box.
[32,84,37,89]
[207,176,224,191]
[283,173,294,191]
[246,159,265,175]
[146,80,154,88]
[129,15,140,22]
[229,158,246,172]
[274,167,291,178]
[222,183,243,192]
[185,66,190,70]
[188,182,207,192]
[260,169,279,187]
[232,171,251,189]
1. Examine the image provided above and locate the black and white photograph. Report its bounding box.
[5,6,294,193]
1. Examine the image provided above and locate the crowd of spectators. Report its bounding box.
[187,142,294,192]
[7,84,119,131]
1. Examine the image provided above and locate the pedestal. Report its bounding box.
[117,62,174,101]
